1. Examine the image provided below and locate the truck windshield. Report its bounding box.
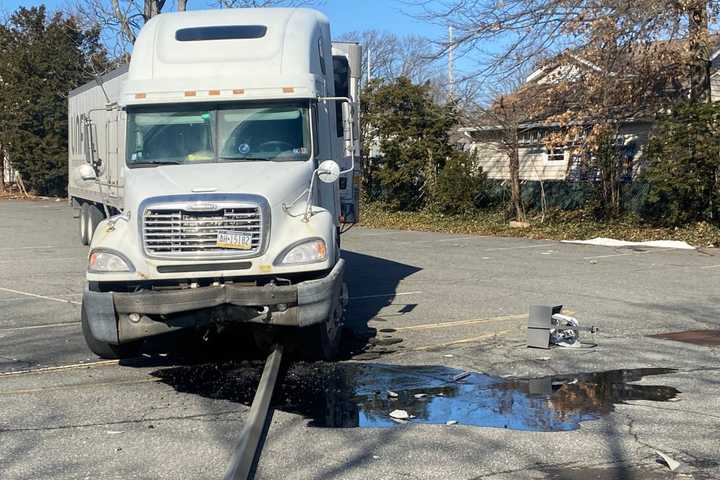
[126,102,311,166]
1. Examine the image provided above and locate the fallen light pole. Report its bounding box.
[527,305,598,349]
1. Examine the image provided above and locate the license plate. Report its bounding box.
[216,231,253,250]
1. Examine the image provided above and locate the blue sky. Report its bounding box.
[0,0,447,41]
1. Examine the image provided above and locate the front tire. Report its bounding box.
[79,203,89,246]
[81,302,141,360]
[87,204,104,244]
[301,294,344,361]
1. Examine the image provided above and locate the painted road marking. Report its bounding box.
[0,287,81,306]
[393,314,528,332]
[350,291,422,301]
[391,309,576,332]
[0,377,161,396]
[410,330,515,351]
[0,359,118,377]
[0,321,80,332]
[700,264,720,270]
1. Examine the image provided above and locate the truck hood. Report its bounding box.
[124,162,313,209]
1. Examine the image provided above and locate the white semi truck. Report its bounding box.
[67,8,362,360]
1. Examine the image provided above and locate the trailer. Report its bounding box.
[68,8,362,360]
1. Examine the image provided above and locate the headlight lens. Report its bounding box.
[88,250,134,272]
[275,239,327,265]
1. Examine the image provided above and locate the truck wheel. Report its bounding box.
[87,204,104,244]
[79,203,89,245]
[81,302,141,359]
[302,297,344,361]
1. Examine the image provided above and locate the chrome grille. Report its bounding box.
[143,206,263,257]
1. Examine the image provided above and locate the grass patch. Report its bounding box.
[358,203,720,247]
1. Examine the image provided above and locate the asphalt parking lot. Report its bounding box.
[1,198,719,479]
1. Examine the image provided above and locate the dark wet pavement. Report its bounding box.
[651,329,720,346]
[153,363,679,432]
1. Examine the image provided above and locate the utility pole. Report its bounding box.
[367,48,372,85]
[448,25,455,99]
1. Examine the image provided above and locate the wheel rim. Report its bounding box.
[87,214,94,243]
[80,209,87,240]
[325,302,342,345]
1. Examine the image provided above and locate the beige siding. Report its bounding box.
[470,142,568,181]
[467,121,653,182]
[711,71,720,103]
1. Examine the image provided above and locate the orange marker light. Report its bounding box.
[208,89,221,96]
[233,89,245,95]
[134,93,146,99]
[282,87,295,93]
[184,90,197,97]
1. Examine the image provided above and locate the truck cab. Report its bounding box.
[70,8,362,360]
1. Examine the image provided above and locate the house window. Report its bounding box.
[545,146,565,162]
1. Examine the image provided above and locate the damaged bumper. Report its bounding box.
[83,259,344,345]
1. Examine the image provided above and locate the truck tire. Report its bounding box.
[87,204,104,244]
[79,203,90,246]
[81,302,141,359]
[301,296,344,361]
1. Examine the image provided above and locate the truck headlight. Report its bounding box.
[88,249,134,273]
[275,238,327,265]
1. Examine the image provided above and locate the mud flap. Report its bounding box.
[83,288,120,345]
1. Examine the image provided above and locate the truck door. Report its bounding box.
[331,43,362,223]
[105,112,121,200]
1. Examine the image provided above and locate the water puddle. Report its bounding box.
[153,363,679,432]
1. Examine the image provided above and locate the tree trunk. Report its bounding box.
[509,139,525,222]
[688,1,711,102]
[0,146,5,193]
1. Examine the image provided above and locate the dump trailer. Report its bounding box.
[67,8,362,360]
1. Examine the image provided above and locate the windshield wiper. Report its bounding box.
[130,160,182,167]
[219,156,271,161]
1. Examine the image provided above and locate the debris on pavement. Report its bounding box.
[656,450,682,471]
[389,409,410,420]
[452,371,471,382]
[446,420,458,425]
[562,237,695,250]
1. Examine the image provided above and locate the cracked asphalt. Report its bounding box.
[1,198,719,479]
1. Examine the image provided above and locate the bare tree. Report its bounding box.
[213,0,320,7]
[412,0,716,98]
[338,30,440,85]
[468,68,540,222]
[73,0,320,57]
[0,145,5,193]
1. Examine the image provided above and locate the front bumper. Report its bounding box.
[83,259,344,345]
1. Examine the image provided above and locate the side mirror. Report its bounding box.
[317,160,340,183]
[78,164,97,181]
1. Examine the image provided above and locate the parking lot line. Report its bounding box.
[392,313,528,332]
[0,245,61,251]
[700,264,720,269]
[0,359,118,377]
[350,291,422,301]
[0,377,161,396]
[0,287,81,306]
[0,321,79,332]
[410,329,515,351]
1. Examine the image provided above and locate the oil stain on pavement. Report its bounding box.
[153,363,679,432]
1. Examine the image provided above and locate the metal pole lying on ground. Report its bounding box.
[224,344,284,480]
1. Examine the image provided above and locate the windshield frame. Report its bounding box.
[124,100,315,168]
